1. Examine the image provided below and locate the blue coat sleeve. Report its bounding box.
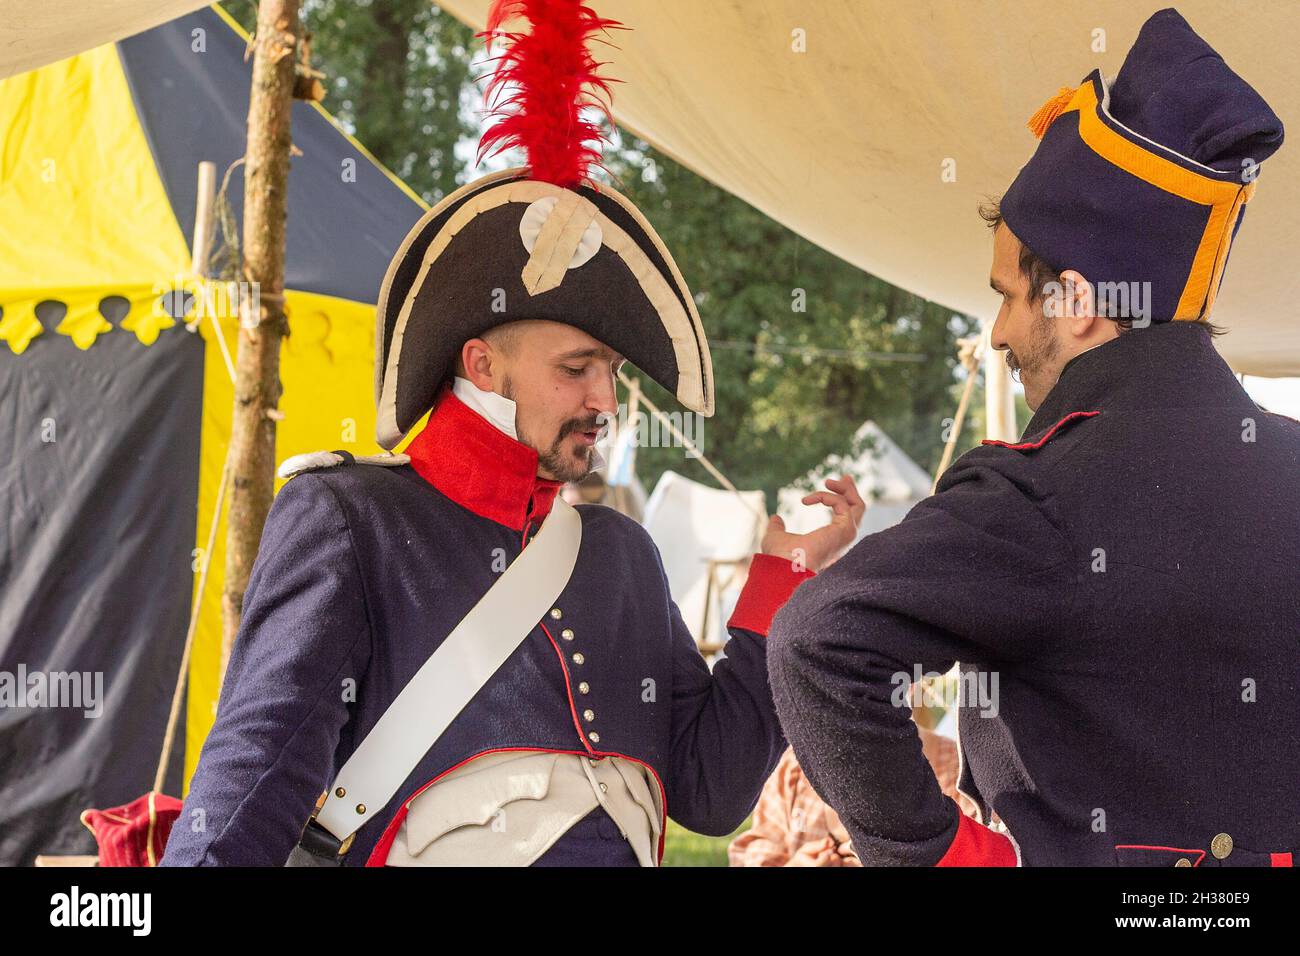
[161,473,373,866]
[664,553,814,836]
[767,453,1073,865]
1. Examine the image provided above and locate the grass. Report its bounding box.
[661,817,750,867]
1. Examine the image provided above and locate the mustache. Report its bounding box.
[556,414,605,440]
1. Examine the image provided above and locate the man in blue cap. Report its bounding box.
[768,8,1298,866]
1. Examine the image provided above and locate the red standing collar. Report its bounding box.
[404,386,563,532]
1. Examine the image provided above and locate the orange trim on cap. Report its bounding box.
[1202,182,1254,319]
[1028,86,1080,139]
[1055,81,1253,322]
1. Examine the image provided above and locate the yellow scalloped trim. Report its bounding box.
[0,302,43,354]
[56,298,114,349]
[121,293,177,346]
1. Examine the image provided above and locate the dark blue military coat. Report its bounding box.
[162,391,803,866]
[770,322,1300,866]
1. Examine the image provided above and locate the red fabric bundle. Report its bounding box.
[80,791,182,867]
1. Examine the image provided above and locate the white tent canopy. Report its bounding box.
[642,471,766,650]
[439,0,1300,377]
[0,1,208,81]
[10,2,1295,373]
[778,420,932,543]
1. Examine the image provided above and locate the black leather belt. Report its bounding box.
[284,816,354,867]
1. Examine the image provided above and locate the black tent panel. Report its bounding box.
[117,5,425,306]
[0,327,202,864]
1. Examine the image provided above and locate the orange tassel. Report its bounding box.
[1027,86,1078,139]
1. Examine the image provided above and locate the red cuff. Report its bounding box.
[726,553,816,637]
[935,808,1018,867]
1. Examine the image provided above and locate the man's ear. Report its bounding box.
[459,337,496,391]
[1056,269,1097,331]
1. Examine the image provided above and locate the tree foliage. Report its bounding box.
[228,0,991,507]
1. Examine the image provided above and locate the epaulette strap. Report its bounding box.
[277,450,411,479]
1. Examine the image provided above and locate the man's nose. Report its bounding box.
[588,371,618,418]
[989,313,1010,352]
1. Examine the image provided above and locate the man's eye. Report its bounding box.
[562,365,585,377]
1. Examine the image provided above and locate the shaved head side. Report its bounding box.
[482,323,521,355]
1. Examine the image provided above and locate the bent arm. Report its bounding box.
[768,456,1073,865]
[664,554,815,836]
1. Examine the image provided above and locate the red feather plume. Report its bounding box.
[476,0,625,188]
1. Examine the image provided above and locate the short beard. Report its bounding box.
[1005,306,1061,382]
[536,415,600,482]
[537,438,594,483]
[507,374,600,482]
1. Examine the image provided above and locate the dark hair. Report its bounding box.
[977,197,1225,336]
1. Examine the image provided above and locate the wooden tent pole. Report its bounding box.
[616,369,763,521]
[190,161,217,277]
[150,162,235,793]
[930,335,984,495]
[220,0,301,678]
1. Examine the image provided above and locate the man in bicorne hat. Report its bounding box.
[770,8,1299,866]
[161,0,860,867]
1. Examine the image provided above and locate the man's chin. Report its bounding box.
[541,444,593,483]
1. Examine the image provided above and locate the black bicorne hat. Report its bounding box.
[373,0,713,449]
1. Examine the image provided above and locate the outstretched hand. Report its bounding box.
[760,474,865,573]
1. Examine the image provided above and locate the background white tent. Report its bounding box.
[439,0,1300,378]
[642,471,767,652]
[778,420,932,543]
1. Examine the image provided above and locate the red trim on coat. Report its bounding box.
[1271,852,1293,867]
[980,410,1101,451]
[1114,844,1207,866]
[540,619,598,756]
[726,553,816,637]
[405,385,563,532]
[935,809,1017,867]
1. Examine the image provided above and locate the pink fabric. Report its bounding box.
[728,729,963,867]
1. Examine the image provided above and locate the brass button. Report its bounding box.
[588,731,600,744]
[549,608,562,620]
[1210,832,1234,860]
[572,653,585,665]
[561,628,575,641]
[583,709,595,722]
[599,782,608,793]
[334,787,346,798]
[1175,857,1192,867]
[355,803,366,815]
[578,682,590,694]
